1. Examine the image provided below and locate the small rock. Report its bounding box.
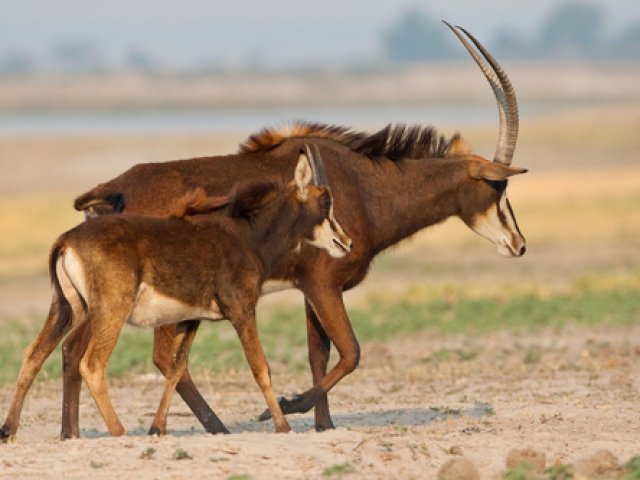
[448,445,463,456]
[575,450,622,479]
[506,448,546,474]
[438,457,480,480]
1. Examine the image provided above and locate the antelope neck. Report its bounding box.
[365,157,467,254]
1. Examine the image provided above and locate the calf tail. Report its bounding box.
[49,243,75,336]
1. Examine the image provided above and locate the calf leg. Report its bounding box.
[79,308,128,437]
[152,324,229,434]
[231,308,290,433]
[1,299,71,442]
[60,321,92,439]
[149,320,199,436]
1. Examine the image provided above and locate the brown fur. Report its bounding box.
[1,153,352,440]
[61,135,527,436]
[55,26,526,436]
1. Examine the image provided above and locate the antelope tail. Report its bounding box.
[74,185,125,216]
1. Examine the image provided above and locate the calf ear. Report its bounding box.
[294,150,313,200]
[466,160,528,181]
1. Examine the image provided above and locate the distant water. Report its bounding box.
[0,104,514,136]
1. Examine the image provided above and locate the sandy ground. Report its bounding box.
[1,324,638,479]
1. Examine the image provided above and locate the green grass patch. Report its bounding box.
[0,279,638,385]
[323,462,356,477]
[623,455,640,480]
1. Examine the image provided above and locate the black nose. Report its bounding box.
[519,245,526,256]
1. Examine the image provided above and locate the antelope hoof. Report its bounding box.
[315,420,335,432]
[60,431,79,441]
[0,424,14,443]
[206,424,230,435]
[258,394,312,421]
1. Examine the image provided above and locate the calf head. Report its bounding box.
[291,144,352,258]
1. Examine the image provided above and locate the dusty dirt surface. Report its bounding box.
[1,324,638,479]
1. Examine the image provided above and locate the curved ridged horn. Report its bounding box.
[304,143,329,186]
[443,21,519,165]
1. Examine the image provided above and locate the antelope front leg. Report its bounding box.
[258,287,358,426]
[2,300,72,442]
[149,321,199,436]
[152,324,229,434]
[231,309,291,433]
[305,300,334,431]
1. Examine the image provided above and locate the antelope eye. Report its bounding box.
[319,192,332,212]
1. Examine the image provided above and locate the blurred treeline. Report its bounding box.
[1,2,638,77]
[385,3,640,62]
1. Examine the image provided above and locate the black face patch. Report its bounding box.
[487,179,508,194]
[319,191,332,215]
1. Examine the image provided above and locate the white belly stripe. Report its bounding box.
[261,280,295,295]
[128,282,223,327]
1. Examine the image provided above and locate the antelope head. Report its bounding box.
[444,21,528,258]
[294,144,352,258]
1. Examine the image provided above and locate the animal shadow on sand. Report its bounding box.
[80,402,494,438]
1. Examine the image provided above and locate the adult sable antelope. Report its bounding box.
[0,147,352,440]
[40,23,527,437]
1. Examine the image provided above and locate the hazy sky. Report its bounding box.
[1,0,638,67]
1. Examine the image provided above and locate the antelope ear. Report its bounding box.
[447,134,472,156]
[294,150,313,200]
[466,160,528,181]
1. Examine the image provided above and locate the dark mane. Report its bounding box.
[239,121,455,161]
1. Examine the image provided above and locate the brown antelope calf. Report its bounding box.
[0,146,352,440]
[50,23,526,435]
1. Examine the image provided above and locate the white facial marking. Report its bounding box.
[128,282,223,328]
[306,204,351,258]
[470,192,522,258]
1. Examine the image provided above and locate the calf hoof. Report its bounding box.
[0,424,15,443]
[148,425,164,437]
[275,424,292,434]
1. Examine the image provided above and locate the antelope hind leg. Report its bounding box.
[1,299,71,442]
[152,323,229,434]
[149,320,199,436]
[79,308,128,437]
[60,321,92,439]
